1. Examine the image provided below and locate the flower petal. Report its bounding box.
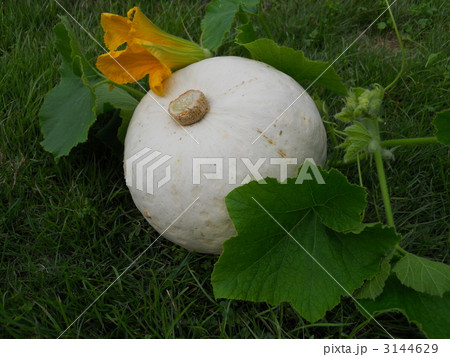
[127,7,197,48]
[100,13,131,51]
[126,7,210,70]
[96,44,171,95]
[127,7,170,44]
[148,68,170,96]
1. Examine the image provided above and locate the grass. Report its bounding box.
[0,0,448,338]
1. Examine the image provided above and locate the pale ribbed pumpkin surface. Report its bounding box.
[124,56,327,254]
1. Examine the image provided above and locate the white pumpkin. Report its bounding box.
[124,56,327,254]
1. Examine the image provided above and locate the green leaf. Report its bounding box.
[240,0,259,13]
[117,108,135,144]
[212,167,399,322]
[201,0,260,51]
[240,38,347,95]
[339,122,373,162]
[235,22,257,45]
[40,17,103,158]
[94,83,139,143]
[392,253,450,297]
[432,109,450,145]
[54,16,98,79]
[95,84,138,116]
[53,22,73,64]
[356,261,391,300]
[358,276,450,338]
[40,17,141,158]
[39,58,96,159]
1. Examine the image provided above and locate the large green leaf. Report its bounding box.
[212,167,399,322]
[358,276,450,338]
[432,109,450,145]
[356,261,391,300]
[40,17,142,158]
[39,59,97,159]
[241,38,347,95]
[392,253,450,297]
[39,18,100,158]
[201,0,260,51]
[94,83,139,143]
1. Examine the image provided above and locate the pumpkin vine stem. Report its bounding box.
[110,82,145,100]
[349,317,376,339]
[92,80,110,89]
[374,144,395,227]
[356,155,366,222]
[394,245,407,255]
[96,74,145,100]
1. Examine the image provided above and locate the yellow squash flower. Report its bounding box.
[96,7,210,96]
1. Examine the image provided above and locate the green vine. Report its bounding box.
[383,0,406,92]
[374,146,395,227]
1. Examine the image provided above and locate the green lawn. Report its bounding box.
[0,0,448,338]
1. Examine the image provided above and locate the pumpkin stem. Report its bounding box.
[168,90,209,125]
